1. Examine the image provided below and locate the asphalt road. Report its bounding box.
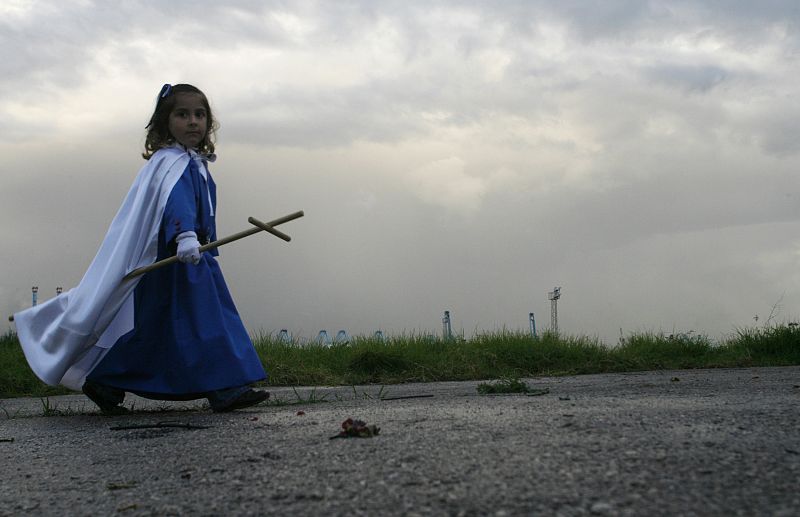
[1,366,798,516]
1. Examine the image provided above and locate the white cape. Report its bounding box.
[14,147,192,390]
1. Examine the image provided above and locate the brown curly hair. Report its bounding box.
[142,84,220,160]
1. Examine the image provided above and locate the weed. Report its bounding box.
[294,387,329,403]
[39,397,83,417]
[354,385,388,400]
[268,387,331,407]
[0,403,21,419]
[477,377,533,395]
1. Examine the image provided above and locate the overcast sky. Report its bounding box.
[2,1,799,344]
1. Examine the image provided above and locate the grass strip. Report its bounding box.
[1,324,799,399]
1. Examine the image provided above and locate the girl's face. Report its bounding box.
[168,93,208,149]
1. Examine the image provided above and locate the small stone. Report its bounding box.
[590,501,613,515]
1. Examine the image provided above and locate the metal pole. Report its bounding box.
[548,287,561,334]
[442,310,452,340]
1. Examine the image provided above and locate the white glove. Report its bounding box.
[176,231,202,265]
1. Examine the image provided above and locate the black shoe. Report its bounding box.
[82,381,129,415]
[211,389,269,413]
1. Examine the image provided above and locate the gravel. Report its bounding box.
[1,366,799,516]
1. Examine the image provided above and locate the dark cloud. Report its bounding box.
[644,63,729,93]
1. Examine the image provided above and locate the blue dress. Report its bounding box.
[87,156,267,396]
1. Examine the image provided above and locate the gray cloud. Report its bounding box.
[2,1,800,344]
[645,64,729,93]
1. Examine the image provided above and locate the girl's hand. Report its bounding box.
[176,231,202,265]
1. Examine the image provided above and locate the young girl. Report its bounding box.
[14,84,268,413]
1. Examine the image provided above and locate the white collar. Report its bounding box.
[171,143,217,164]
[195,150,217,163]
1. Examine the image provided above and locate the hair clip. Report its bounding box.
[145,84,173,128]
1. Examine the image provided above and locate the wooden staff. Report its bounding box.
[247,216,291,242]
[7,211,304,322]
[122,210,304,281]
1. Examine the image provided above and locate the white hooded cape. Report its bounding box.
[14,147,192,390]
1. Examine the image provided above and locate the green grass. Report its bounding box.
[2,324,799,399]
[0,332,72,398]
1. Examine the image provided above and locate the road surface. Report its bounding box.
[1,366,798,516]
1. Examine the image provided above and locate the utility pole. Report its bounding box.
[548,287,561,334]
